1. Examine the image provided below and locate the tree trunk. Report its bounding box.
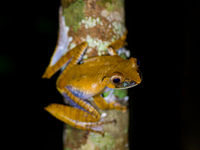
[54,0,130,149]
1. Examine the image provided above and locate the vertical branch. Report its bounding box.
[55,0,130,149]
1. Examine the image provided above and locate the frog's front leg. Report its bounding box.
[93,94,127,111]
[107,30,127,56]
[42,42,88,79]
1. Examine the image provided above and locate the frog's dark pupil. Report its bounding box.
[113,78,120,83]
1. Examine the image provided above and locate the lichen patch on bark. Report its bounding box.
[63,0,85,32]
[64,0,126,57]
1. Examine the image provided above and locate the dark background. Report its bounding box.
[0,0,199,150]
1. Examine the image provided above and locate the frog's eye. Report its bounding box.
[111,72,124,84]
[112,78,121,83]
[111,75,122,84]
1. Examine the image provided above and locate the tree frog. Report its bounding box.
[42,32,141,135]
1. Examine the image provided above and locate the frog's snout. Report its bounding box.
[130,81,137,86]
[129,81,140,87]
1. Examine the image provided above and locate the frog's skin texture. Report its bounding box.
[42,33,141,135]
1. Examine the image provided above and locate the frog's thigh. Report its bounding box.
[45,103,112,134]
[45,103,98,123]
[93,95,127,111]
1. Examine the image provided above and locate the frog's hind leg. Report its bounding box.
[45,103,115,135]
[62,92,85,111]
[46,85,116,135]
[42,42,88,79]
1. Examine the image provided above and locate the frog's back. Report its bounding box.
[61,56,125,96]
[66,55,129,79]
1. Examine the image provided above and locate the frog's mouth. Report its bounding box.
[116,81,138,89]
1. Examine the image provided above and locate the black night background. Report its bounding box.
[0,0,199,150]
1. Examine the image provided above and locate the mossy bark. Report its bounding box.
[59,0,129,149]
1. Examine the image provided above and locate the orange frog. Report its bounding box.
[42,32,141,135]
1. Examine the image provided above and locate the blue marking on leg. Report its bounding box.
[61,57,72,71]
[66,86,91,99]
[62,93,85,111]
[77,48,87,64]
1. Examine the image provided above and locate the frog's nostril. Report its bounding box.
[130,81,136,86]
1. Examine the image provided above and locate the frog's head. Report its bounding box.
[106,57,142,89]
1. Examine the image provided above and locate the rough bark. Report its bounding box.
[57,0,130,149]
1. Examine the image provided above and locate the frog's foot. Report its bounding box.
[93,95,127,111]
[86,119,116,136]
[107,30,127,56]
[45,103,115,135]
